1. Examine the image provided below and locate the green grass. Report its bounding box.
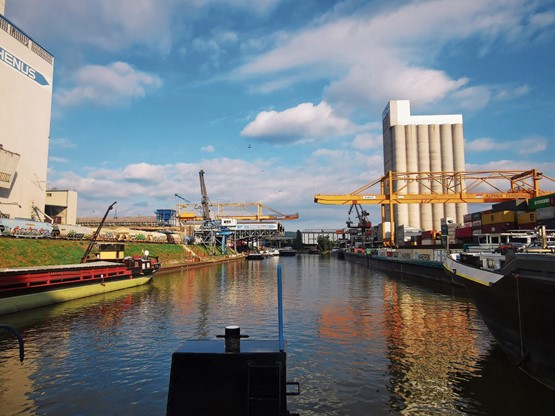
[0,239,214,268]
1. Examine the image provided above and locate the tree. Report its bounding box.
[317,236,336,253]
[292,230,304,250]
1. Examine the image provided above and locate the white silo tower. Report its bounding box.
[382,100,467,231]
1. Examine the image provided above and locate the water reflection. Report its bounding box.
[1,256,554,415]
[382,279,487,414]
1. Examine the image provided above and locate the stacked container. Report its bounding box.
[471,212,482,235]
[481,210,517,233]
[528,193,555,229]
[518,211,537,230]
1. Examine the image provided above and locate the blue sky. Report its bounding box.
[6,0,555,230]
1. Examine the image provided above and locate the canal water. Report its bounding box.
[1,255,554,415]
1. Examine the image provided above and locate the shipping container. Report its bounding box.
[482,210,516,225]
[528,193,555,211]
[421,230,439,239]
[441,217,455,225]
[463,213,472,223]
[536,206,555,221]
[492,199,527,212]
[517,211,536,225]
[470,212,482,221]
[538,218,555,229]
[455,227,473,238]
[518,222,537,230]
[481,222,517,234]
[472,220,482,228]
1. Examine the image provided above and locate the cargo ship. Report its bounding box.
[443,245,555,391]
[341,194,555,287]
[344,245,458,285]
[0,244,160,315]
[0,203,160,315]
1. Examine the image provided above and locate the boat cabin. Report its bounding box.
[91,243,126,261]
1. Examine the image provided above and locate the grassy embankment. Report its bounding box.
[0,238,223,268]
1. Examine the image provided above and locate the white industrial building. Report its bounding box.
[382,100,467,231]
[0,4,76,224]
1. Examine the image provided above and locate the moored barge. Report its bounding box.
[443,250,555,390]
[344,246,463,287]
[0,255,159,315]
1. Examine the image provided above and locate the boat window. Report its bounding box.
[487,258,495,269]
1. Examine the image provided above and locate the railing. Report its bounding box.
[0,14,53,64]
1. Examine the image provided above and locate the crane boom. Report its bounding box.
[81,201,116,263]
[174,193,191,203]
[176,202,299,222]
[199,170,211,221]
[314,170,553,205]
[314,169,555,244]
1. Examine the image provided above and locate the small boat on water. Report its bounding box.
[443,248,555,391]
[246,252,264,260]
[278,247,297,257]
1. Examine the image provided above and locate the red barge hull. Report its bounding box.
[0,260,158,315]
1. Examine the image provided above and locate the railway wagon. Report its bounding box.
[0,218,53,238]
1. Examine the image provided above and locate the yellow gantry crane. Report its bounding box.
[177,170,299,223]
[177,202,299,222]
[314,169,555,243]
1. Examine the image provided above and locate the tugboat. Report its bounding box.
[443,228,555,391]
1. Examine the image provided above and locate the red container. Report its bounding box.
[481,222,517,233]
[518,223,537,230]
[455,227,473,238]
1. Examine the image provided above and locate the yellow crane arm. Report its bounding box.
[314,191,540,205]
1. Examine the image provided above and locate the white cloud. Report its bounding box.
[50,138,76,149]
[10,0,176,53]
[241,101,360,143]
[466,137,506,152]
[517,136,548,155]
[49,156,68,163]
[467,136,547,155]
[9,0,279,55]
[56,62,162,107]
[201,145,215,152]
[121,162,168,184]
[236,0,549,112]
[494,84,530,101]
[47,156,372,229]
[352,133,382,150]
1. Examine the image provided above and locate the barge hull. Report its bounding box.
[444,253,555,390]
[0,276,152,315]
[345,251,463,287]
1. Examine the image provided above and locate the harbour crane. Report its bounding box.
[174,193,191,204]
[199,170,212,222]
[314,169,555,244]
[175,193,198,221]
[176,171,299,223]
[81,201,117,263]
